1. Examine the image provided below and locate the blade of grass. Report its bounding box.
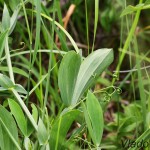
[0,30,9,59]
[31,10,79,53]
[42,1,55,119]
[20,0,32,44]
[0,49,67,62]
[85,0,89,54]
[92,0,99,52]
[128,128,150,150]
[112,0,143,84]
[134,36,146,130]
[5,36,15,83]
[32,0,41,65]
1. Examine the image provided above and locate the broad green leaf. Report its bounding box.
[0,87,7,91]
[37,118,49,145]
[9,0,20,11]
[0,73,14,89]
[58,51,81,106]
[0,67,29,77]
[120,5,135,17]
[82,102,95,142]
[0,73,27,94]
[14,84,27,94]
[9,7,20,35]
[0,105,20,150]
[1,3,19,35]
[8,99,27,136]
[2,4,10,31]
[145,0,150,5]
[50,109,80,150]
[121,4,144,17]
[84,91,104,147]
[0,30,8,59]
[71,48,113,105]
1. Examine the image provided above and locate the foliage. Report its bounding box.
[0,0,150,149]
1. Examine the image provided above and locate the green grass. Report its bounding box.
[0,0,150,150]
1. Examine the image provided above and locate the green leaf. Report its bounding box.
[0,73,14,89]
[50,109,80,150]
[1,3,19,35]
[58,51,81,106]
[121,5,135,17]
[24,137,32,150]
[37,118,49,145]
[8,99,27,136]
[121,4,144,17]
[32,0,41,65]
[0,105,20,150]
[58,49,113,106]
[83,91,104,147]
[2,4,10,31]
[9,7,20,35]
[14,84,27,94]
[0,73,27,94]
[92,0,99,50]
[0,30,8,59]
[31,104,38,123]
[9,0,20,11]
[145,0,150,5]
[71,48,113,105]
[118,117,139,135]
[26,104,38,137]
[0,67,29,77]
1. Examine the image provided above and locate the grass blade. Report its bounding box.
[92,0,99,52]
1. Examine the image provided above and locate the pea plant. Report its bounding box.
[1,0,149,150]
[0,1,115,149]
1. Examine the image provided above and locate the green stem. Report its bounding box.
[42,1,55,119]
[31,10,79,53]
[85,0,90,54]
[20,0,32,44]
[5,37,15,83]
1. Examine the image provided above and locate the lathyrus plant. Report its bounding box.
[0,2,114,150]
[0,49,113,149]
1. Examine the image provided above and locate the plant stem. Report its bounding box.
[42,1,55,119]
[5,36,15,83]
